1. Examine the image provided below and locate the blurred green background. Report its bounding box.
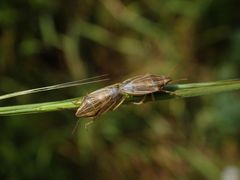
[0,0,240,179]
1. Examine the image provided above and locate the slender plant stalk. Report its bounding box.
[0,79,240,116]
[0,75,109,101]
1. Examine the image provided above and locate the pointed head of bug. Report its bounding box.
[75,96,94,118]
[75,103,86,118]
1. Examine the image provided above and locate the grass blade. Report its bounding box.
[0,75,109,100]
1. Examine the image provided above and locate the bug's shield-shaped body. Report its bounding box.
[75,84,123,118]
[120,74,171,95]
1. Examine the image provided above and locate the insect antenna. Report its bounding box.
[165,62,188,78]
[165,63,188,84]
[72,119,80,135]
[169,78,188,84]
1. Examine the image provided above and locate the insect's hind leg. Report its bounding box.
[133,95,147,105]
[112,96,126,111]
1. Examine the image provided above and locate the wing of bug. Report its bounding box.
[75,84,123,118]
[120,74,169,95]
[121,74,147,84]
[0,74,109,101]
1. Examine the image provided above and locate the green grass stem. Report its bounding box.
[0,79,239,116]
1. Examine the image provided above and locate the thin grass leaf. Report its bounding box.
[0,79,240,116]
[0,75,109,100]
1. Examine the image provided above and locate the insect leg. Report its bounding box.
[160,89,177,96]
[151,93,155,101]
[133,95,147,105]
[112,96,126,111]
[96,99,117,116]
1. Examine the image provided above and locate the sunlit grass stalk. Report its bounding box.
[0,79,240,116]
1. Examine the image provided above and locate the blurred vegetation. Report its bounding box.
[0,0,240,179]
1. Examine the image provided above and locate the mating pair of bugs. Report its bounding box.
[75,74,172,119]
[1,73,173,131]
